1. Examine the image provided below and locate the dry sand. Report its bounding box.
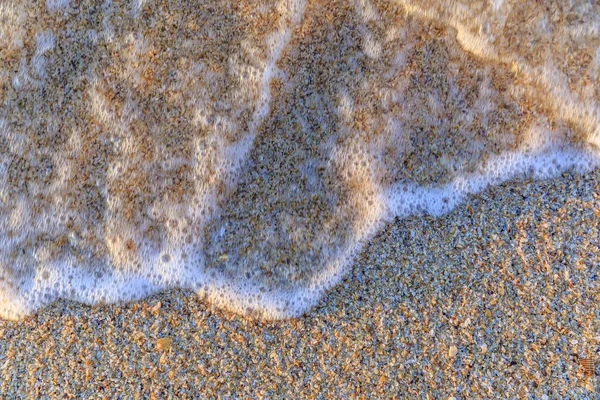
[1,168,598,399]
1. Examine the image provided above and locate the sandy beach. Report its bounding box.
[1,168,598,398]
[2,0,600,397]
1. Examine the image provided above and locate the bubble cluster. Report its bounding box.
[0,0,599,320]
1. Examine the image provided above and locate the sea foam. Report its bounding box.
[0,0,599,320]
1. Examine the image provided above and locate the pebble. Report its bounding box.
[156,337,172,351]
[448,345,458,358]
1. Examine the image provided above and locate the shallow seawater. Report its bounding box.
[0,0,599,320]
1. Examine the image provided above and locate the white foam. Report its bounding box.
[362,32,383,60]
[11,59,30,90]
[46,0,69,11]
[31,31,55,80]
[2,135,597,322]
[130,0,147,17]
[353,0,381,22]
[10,31,55,89]
[387,146,599,218]
[2,0,600,321]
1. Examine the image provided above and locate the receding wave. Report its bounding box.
[1,0,599,320]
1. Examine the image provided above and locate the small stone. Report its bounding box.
[449,345,458,358]
[480,343,488,354]
[151,302,162,314]
[580,358,594,377]
[156,337,173,350]
[159,352,168,364]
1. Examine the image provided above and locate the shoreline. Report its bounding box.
[1,168,599,398]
